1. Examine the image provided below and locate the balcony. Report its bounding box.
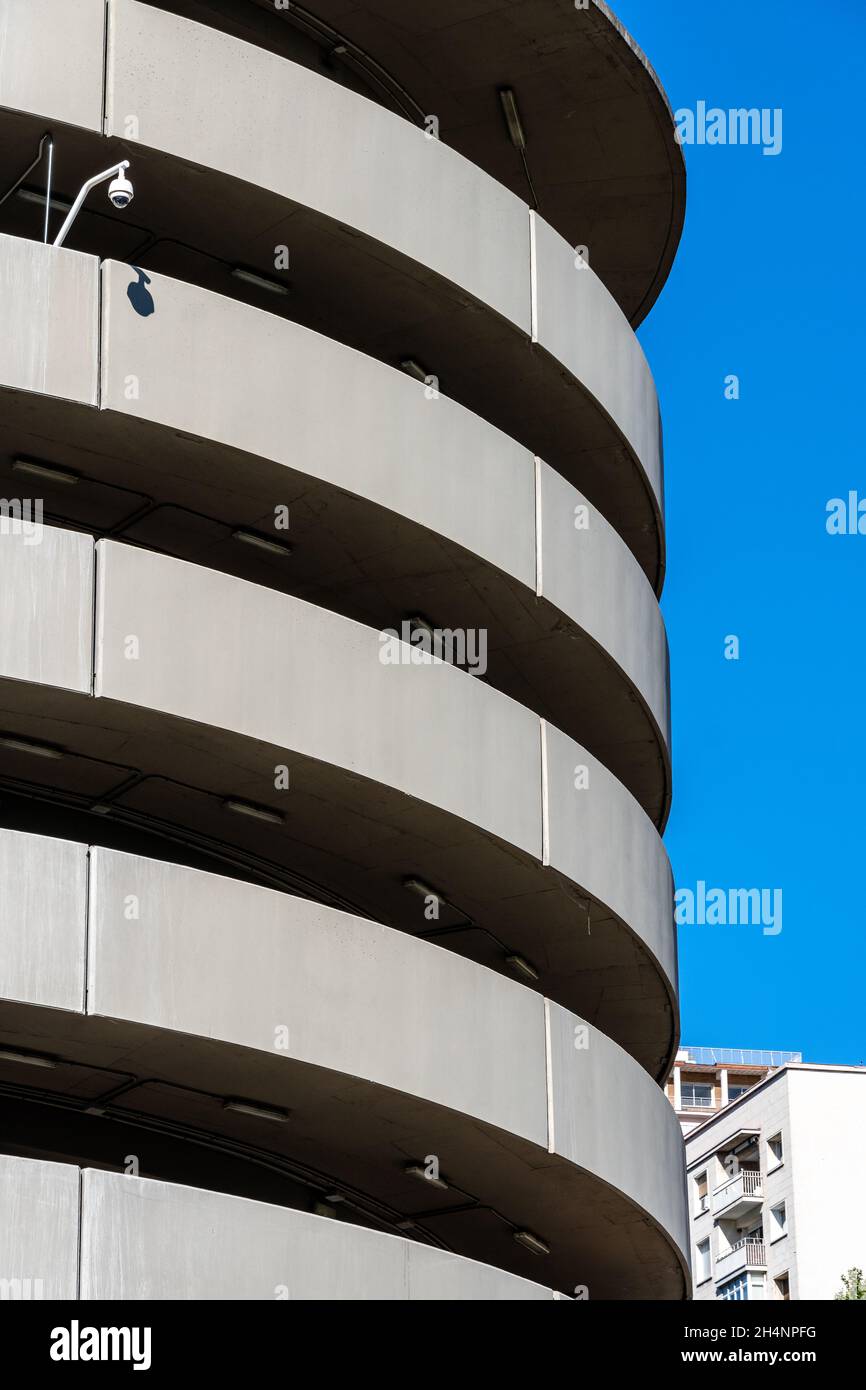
[715,1239,767,1283]
[712,1170,763,1218]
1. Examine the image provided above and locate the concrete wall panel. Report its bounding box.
[548,1001,689,1262]
[80,1170,555,1300]
[94,541,543,862]
[100,261,537,593]
[0,828,87,1011]
[0,0,105,132]
[88,848,549,1148]
[105,0,531,334]
[544,720,676,993]
[539,460,670,745]
[534,215,663,517]
[0,523,94,692]
[0,234,98,403]
[0,1153,80,1299]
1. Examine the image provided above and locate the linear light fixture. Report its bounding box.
[504,953,540,983]
[404,1163,449,1192]
[17,188,71,214]
[400,358,430,383]
[403,876,442,904]
[498,88,527,152]
[224,798,284,826]
[224,1099,290,1123]
[0,735,64,760]
[0,1047,57,1070]
[230,266,290,296]
[513,1228,550,1257]
[231,529,293,558]
[13,456,79,486]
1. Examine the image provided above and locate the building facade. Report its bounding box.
[687,1064,866,1301]
[669,1046,802,1135]
[0,0,688,1299]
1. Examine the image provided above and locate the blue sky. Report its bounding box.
[613,0,865,1062]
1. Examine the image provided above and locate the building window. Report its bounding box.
[728,1083,751,1100]
[696,1237,711,1283]
[770,1201,787,1241]
[681,1082,713,1109]
[718,1273,765,1301]
[775,1273,790,1300]
[767,1132,784,1169]
[718,1273,748,1301]
[694,1171,709,1215]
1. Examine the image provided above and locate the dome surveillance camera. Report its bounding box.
[107,173,134,209]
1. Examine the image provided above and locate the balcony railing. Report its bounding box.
[712,1170,763,1214]
[715,1239,766,1281]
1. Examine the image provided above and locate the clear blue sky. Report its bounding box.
[613,0,865,1062]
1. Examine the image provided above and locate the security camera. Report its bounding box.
[107,173,134,210]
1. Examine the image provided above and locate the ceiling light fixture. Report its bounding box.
[513,1228,550,1256]
[230,266,290,296]
[224,1099,290,1123]
[498,88,527,152]
[504,953,540,983]
[0,1048,57,1070]
[13,456,79,486]
[403,876,442,905]
[400,358,431,383]
[224,798,285,826]
[231,529,293,558]
[404,1163,449,1192]
[17,188,71,214]
[0,735,64,760]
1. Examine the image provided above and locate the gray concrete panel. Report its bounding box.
[0,828,87,1011]
[0,0,105,132]
[548,1001,689,1267]
[105,0,531,334]
[0,524,93,692]
[79,1170,555,1300]
[88,847,549,1148]
[94,541,543,862]
[545,719,677,997]
[0,1152,80,1299]
[0,234,98,403]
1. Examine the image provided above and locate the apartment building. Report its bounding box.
[669,1046,802,1135]
[687,1064,866,1300]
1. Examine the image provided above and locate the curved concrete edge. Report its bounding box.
[591,0,687,324]
[538,460,670,754]
[107,0,531,334]
[79,1170,559,1300]
[95,538,677,987]
[534,215,663,516]
[0,0,667,554]
[0,1154,556,1300]
[547,1000,688,1270]
[0,828,690,1274]
[99,255,672,751]
[105,0,663,525]
[545,721,678,1001]
[0,233,671,763]
[0,523,679,1058]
